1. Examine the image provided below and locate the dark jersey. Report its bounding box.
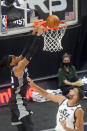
[9,67,32,124]
[11,67,29,97]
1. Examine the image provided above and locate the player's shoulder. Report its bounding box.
[75,107,84,116]
[76,107,84,112]
[59,97,67,105]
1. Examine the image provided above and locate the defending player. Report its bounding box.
[27,77,84,131]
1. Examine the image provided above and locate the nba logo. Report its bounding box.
[2,15,7,31]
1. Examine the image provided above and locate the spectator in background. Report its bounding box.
[58,53,82,96]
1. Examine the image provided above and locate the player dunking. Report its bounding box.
[0,25,44,131]
[0,55,36,131]
[27,77,84,131]
[13,25,44,78]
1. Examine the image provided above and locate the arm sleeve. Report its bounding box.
[21,35,32,57]
[25,35,43,61]
[21,35,37,58]
[21,48,28,58]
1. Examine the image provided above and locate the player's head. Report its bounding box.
[9,55,20,66]
[0,55,20,68]
[61,53,71,67]
[68,88,84,101]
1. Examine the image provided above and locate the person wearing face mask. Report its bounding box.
[58,53,82,96]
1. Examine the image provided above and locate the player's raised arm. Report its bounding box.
[27,77,65,104]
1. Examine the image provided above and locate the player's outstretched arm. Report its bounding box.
[13,25,44,78]
[61,108,84,131]
[27,77,65,104]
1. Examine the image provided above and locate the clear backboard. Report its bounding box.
[0,0,80,38]
[33,0,80,27]
[0,0,39,38]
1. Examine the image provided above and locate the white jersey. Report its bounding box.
[55,99,81,131]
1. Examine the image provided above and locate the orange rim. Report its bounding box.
[34,19,46,27]
[47,21,67,30]
[34,19,67,31]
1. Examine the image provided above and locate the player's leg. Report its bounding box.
[21,115,36,131]
[16,124,25,131]
[10,110,24,131]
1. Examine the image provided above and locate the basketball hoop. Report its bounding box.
[34,19,67,52]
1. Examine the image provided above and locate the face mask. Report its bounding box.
[63,62,71,67]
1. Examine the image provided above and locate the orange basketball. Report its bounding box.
[46,15,60,28]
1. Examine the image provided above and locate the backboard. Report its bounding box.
[0,0,39,38]
[0,0,81,38]
[31,0,81,27]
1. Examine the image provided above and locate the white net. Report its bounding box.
[42,24,66,52]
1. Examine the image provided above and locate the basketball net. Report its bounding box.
[34,20,67,52]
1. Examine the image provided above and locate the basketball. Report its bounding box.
[46,15,60,28]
